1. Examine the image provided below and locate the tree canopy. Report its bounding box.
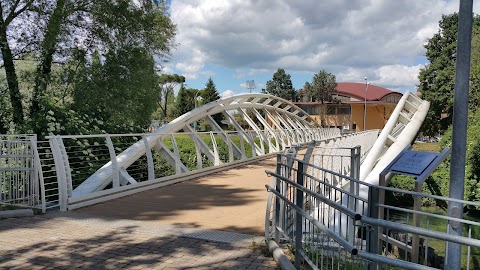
[201,77,222,124]
[0,0,177,135]
[158,73,185,121]
[263,68,295,100]
[201,77,220,103]
[304,70,337,103]
[418,13,480,135]
[173,84,195,118]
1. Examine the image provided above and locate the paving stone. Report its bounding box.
[0,203,279,269]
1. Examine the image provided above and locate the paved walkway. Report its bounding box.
[0,212,278,269]
[75,157,277,235]
[0,157,281,269]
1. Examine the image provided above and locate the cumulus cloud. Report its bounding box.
[170,0,480,89]
[222,89,235,98]
[373,64,424,88]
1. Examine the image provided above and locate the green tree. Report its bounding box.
[418,13,480,135]
[0,0,176,133]
[174,84,195,118]
[306,70,337,103]
[72,47,159,128]
[263,68,295,100]
[201,77,220,103]
[0,0,35,126]
[201,77,222,125]
[425,111,480,210]
[158,73,185,121]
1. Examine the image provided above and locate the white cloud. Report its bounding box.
[170,0,480,89]
[222,89,235,98]
[373,64,424,88]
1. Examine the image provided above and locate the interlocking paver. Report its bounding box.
[0,213,279,269]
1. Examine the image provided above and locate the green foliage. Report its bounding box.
[263,68,295,101]
[158,73,185,121]
[391,111,480,211]
[201,77,222,124]
[21,94,140,139]
[173,84,194,118]
[201,77,220,103]
[72,46,159,128]
[306,70,337,103]
[0,0,177,136]
[418,13,480,136]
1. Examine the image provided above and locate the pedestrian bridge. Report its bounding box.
[2,92,480,269]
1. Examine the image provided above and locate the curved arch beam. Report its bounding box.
[72,94,340,197]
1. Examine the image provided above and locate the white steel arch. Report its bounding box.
[67,94,341,203]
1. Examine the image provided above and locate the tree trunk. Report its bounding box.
[0,11,24,125]
[30,0,67,115]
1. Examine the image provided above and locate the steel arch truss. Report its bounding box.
[51,94,340,209]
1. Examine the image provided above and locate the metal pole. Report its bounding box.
[294,161,304,268]
[446,0,473,268]
[363,77,369,131]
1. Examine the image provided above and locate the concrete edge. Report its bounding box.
[0,209,34,219]
[268,240,296,270]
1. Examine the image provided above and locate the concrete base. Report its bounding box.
[0,209,34,219]
[268,240,296,270]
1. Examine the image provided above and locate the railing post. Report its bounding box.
[49,136,68,211]
[295,160,304,269]
[367,184,380,270]
[142,135,155,180]
[348,146,361,244]
[275,154,282,243]
[30,135,46,213]
[105,134,120,188]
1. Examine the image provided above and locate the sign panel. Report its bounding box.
[390,151,438,175]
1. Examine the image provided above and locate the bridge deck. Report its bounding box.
[75,157,276,236]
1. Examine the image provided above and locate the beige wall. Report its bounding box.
[302,103,396,131]
[351,104,395,131]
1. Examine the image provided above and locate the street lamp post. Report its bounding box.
[363,77,370,131]
[193,91,203,131]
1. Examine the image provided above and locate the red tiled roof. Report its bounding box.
[336,82,399,101]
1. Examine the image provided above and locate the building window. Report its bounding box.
[338,106,351,115]
[311,106,319,115]
[326,106,336,115]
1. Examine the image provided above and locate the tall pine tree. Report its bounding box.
[201,77,222,125]
[174,84,194,118]
[263,68,295,100]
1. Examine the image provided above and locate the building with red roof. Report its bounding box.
[294,82,402,131]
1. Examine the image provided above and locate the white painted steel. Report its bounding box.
[0,134,45,212]
[359,92,430,197]
[44,94,340,210]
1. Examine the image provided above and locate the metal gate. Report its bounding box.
[0,135,45,212]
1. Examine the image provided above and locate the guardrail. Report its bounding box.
[44,128,340,210]
[0,134,45,212]
[265,153,480,270]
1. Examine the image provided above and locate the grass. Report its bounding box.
[412,142,440,152]
[0,204,21,211]
[388,206,480,269]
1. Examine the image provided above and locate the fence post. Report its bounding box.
[142,135,155,181]
[105,134,120,188]
[30,135,46,213]
[295,160,304,268]
[348,146,361,245]
[49,136,68,211]
[367,185,380,270]
[275,154,282,243]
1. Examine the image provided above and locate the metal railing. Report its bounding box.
[43,128,340,210]
[265,153,480,270]
[0,134,45,212]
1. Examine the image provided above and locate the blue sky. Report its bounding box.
[164,1,479,98]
